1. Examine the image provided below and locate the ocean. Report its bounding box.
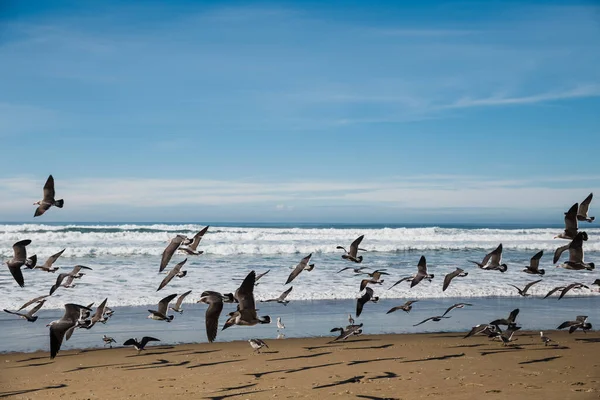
[1,222,598,353]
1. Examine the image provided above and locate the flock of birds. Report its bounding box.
[2,176,599,359]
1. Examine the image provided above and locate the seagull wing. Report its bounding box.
[157,294,177,315]
[349,235,364,257]
[578,193,593,217]
[567,234,585,264]
[188,226,209,251]
[18,295,49,311]
[553,242,571,263]
[285,254,311,285]
[564,203,579,237]
[413,316,435,327]
[443,269,459,291]
[44,249,66,268]
[529,250,543,270]
[140,337,160,348]
[160,237,184,272]
[12,239,31,262]
[523,279,542,293]
[544,286,565,299]
[236,270,256,310]
[204,294,224,342]
[42,175,56,201]
[175,290,192,308]
[279,286,293,301]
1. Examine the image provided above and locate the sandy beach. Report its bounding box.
[1,330,599,399]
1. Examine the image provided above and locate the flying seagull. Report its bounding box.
[285,254,314,285]
[497,325,521,346]
[102,335,117,348]
[179,226,209,255]
[577,193,594,222]
[441,303,472,317]
[223,271,271,330]
[411,256,434,288]
[147,293,177,322]
[469,244,507,272]
[490,308,519,327]
[35,249,65,273]
[555,203,579,240]
[523,250,545,275]
[16,294,49,311]
[4,300,45,322]
[157,259,188,291]
[443,268,468,291]
[123,337,160,353]
[386,300,418,314]
[388,276,414,290]
[337,235,366,263]
[5,239,37,287]
[49,265,92,295]
[508,280,542,297]
[47,303,92,359]
[33,175,64,217]
[169,290,192,313]
[261,286,293,305]
[198,291,227,342]
[558,282,589,300]
[82,298,108,329]
[331,323,363,341]
[553,231,595,270]
[544,286,566,299]
[248,338,269,353]
[337,266,370,274]
[557,316,592,333]
[413,315,451,327]
[356,287,378,317]
[159,235,191,272]
[464,324,501,339]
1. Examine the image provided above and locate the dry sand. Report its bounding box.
[1,331,599,399]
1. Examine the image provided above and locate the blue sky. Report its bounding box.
[0,0,599,223]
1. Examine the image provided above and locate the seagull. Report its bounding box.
[464,324,501,339]
[413,315,451,327]
[159,235,191,272]
[198,291,227,343]
[337,266,370,274]
[558,282,589,300]
[262,286,293,305]
[277,317,285,330]
[577,193,594,222]
[35,249,65,273]
[331,323,363,341]
[255,270,270,285]
[557,316,592,333]
[469,244,507,272]
[285,254,314,285]
[359,278,384,291]
[553,231,594,270]
[179,226,209,255]
[490,308,519,327]
[555,203,579,240]
[540,331,554,346]
[497,325,521,346]
[16,294,49,311]
[521,250,545,275]
[102,335,117,348]
[5,239,37,287]
[47,303,92,359]
[387,276,414,290]
[386,300,418,314]
[223,271,271,330]
[248,338,269,353]
[169,290,192,313]
[508,280,542,297]
[3,300,45,322]
[441,303,472,317]
[337,235,367,263]
[157,259,188,291]
[123,337,160,353]
[593,279,600,286]
[33,175,64,217]
[356,287,378,317]
[442,268,468,291]
[544,286,566,299]
[49,265,92,295]
[147,293,177,322]
[411,256,434,288]
[82,298,108,329]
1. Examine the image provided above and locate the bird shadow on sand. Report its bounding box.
[345,344,394,350]
[356,395,400,400]
[347,357,403,366]
[304,344,344,351]
[400,353,465,363]
[0,384,67,398]
[123,359,191,371]
[203,389,269,400]
[187,359,244,369]
[64,362,132,372]
[182,349,222,356]
[326,338,376,345]
[575,337,600,343]
[369,372,398,380]
[248,362,343,379]
[313,375,364,389]
[16,354,77,363]
[519,356,563,365]
[450,343,484,348]
[268,351,332,361]
[125,348,188,358]
[480,345,570,356]
[216,383,257,392]
[11,361,54,368]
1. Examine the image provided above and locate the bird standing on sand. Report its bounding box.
[540,331,554,346]
[553,232,595,270]
[5,239,37,287]
[508,280,542,297]
[102,335,117,348]
[577,193,594,222]
[262,286,293,305]
[285,254,314,285]
[356,287,378,317]
[3,300,45,322]
[337,235,367,263]
[555,203,579,240]
[147,293,178,322]
[348,314,355,324]
[35,249,65,273]
[179,226,209,255]
[223,271,271,330]
[248,338,269,353]
[157,259,188,291]
[47,303,92,359]
[387,300,418,314]
[523,250,545,275]
[169,290,192,313]
[411,256,434,288]
[442,268,468,291]
[123,337,160,353]
[33,175,64,217]
[557,316,592,333]
[469,244,507,272]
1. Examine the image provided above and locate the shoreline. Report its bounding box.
[1,331,598,399]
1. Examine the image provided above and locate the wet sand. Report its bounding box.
[1,331,599,399]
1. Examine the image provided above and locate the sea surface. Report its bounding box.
[0,222,598,353]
